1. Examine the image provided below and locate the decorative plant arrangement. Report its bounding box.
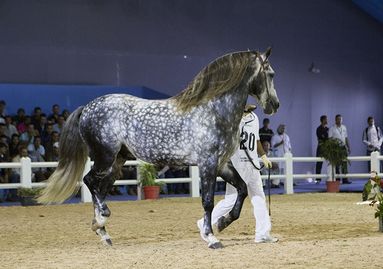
[361,172,383,232]
[319,138,348,192]
[138,162,163,199]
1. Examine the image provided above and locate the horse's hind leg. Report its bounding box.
[216,161,248,232]
[83,147,127,246]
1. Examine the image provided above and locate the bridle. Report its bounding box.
[252,52,273,102]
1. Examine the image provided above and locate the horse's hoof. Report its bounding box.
[104,238,113,246]
[208,241,224,249]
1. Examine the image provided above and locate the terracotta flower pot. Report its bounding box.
[143,186,160,200]
[326,181,340,193]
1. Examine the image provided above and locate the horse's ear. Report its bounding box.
[265,47,272,59]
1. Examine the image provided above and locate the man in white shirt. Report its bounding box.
[197,105,278,244]
[362,116,382,171]
[328,114,351,184]
[271,124,292,186]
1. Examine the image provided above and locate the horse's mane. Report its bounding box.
[171,51,255,112]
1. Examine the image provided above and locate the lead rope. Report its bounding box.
[267,167,271,216]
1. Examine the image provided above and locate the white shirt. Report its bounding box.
[230,112,260,168]
[329,124,347,145]
[363,125,382,149]
[271,133,291,157]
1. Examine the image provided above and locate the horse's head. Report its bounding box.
[248,48,279,115]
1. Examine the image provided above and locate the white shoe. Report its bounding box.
[197,219,208,242]
[255,235,279,243]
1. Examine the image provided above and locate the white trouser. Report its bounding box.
[210,160,272,240]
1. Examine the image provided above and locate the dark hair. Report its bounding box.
[263,118,270,124]
[367,116,374,122]
[320,115,327,122]
[17,108,25,114]
[34,107,41,112]
[11,133,19,139]
[0,142,7,148]
[335,114,342,119]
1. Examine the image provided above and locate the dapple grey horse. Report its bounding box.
[38,48,279,249]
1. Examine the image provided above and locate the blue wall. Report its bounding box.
[0,84,169,115]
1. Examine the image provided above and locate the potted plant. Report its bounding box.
[319,138,348,192]
[138,162,163,199]
[17,187,42,206]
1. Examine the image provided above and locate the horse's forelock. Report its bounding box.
[172,51,256,112]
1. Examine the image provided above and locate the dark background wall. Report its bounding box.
[0,0,382,174]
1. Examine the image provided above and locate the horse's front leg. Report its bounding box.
[200,163,224,249]
[216,161,248,232]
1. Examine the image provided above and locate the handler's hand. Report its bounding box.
[261,154,272,169]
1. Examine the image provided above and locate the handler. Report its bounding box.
[197,104,278,243]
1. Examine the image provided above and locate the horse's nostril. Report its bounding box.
[275,102,280,109]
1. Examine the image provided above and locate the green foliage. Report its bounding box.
[17,187,42,197]
[374,194,383,219]
[138,162,163,187]
[319,138,348,181]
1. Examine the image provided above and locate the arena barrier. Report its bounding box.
[0,152,381,203]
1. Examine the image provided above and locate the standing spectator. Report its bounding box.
[53,115,65,134]
[48,104,60,123]
[362,116,383,171]
[259,118,274,144]
[19,123,38,145]
[271,124,292,186]
[329,114,351,184]
[45,131,60,161]
[260,140,280,188]
[315,115,329,183]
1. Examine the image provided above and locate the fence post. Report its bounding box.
[190,166,200,198]
[284,152,294,194]
[20,157,32,188]
[137,161,142,200]
[371,151,380,174]
[81,157,92,203]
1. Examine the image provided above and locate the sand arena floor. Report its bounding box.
[1,193,382,269]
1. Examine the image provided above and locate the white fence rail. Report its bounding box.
[0,152,381,203]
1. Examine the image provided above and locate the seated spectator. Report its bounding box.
[8,146,29,202]
[31,106,42,128]
[35,113,48,136]
[20,123,38,145]
[8,134,20,158]
[27,136,47,182]
[53,115,65,134]
[0,100,6,118]
[16,111,28,134]
[48,104,60,123]
[260,140,280,188]
[41,123,54,147]
[0,135,9,145]
[0,142,10,202]
[62,109,70,120]
[0,123,10,144]
[4,116,18,139]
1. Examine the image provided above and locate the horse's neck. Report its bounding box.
[211,83,249,127]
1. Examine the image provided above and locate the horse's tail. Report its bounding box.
[37,106,88,204]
